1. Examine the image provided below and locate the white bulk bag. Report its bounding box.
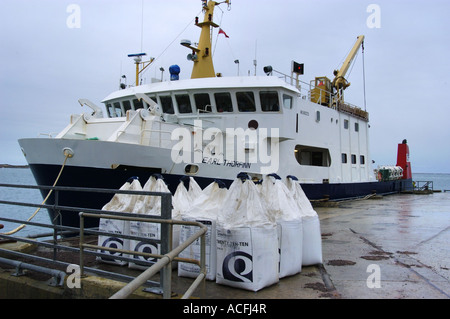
[216,226,279,292]
[218,174,275,228]
[178,180,227,281]
[262,174,303,278]
[301,215,323,265]
[97,177,142,265]
[216,174,279,291]
[129,175,176,270]
[286,175,323,265]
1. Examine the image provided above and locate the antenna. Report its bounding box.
[253,40,257,76]
[140,0,144,52]
[128,53,154,86]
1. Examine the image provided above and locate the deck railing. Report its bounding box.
[0,183,207,299]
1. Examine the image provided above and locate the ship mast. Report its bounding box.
[182,0,230,79]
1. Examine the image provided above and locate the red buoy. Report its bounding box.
[396,139,412,180]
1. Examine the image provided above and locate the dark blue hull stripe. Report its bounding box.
[28,164,412,228]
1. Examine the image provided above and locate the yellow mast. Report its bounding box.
[182,0,230,79]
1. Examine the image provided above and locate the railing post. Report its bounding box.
[79,212,85,277]
[53,188,59,261]
[160,193,172,299]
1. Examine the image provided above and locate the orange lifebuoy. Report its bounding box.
[377,171,382,181]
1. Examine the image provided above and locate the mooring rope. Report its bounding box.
[1,153,70,236]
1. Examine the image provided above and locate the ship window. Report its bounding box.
[342,153,347,163]
[344,119,349,129]
[214,92,233,112]
[159,95,174,114]
[355,122,359,132]
[260,91,279,112]
[113,102,122,117]
[123,100,132,113]
[133,99,144,110]
[316,111,320,122]
[194,93,212,113]
[236,91,256,112]
[283,94,293,109]
[351,154,357,164]
[360,155,365,165]
[175,94,192,114]
[295,145,331,167]
[107,104,114,118]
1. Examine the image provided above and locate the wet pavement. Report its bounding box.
[1,192,449,299]
[318,192,450,299]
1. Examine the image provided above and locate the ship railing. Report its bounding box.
[413,180,434,192]
[270,70,369,120]
[0,183,207,299]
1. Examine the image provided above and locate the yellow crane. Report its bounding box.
[311,35,365,106]
[332,35,365,102]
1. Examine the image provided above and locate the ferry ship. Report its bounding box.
[18,1,412,229]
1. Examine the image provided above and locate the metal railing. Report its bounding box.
[413,181,434,192]
[0,183,207,299]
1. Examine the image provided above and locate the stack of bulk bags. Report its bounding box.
[216,173,279,292]
[286,175,323,266]
[178,179,227,281]
[129,174,175,270]
[97,177,142,265]
[261,174,303,278]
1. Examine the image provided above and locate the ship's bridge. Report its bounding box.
[101,76,300,119]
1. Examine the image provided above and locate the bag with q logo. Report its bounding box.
[97,177,142,265]
[215,174,279,291]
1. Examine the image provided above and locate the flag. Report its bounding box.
[218,28,229,38]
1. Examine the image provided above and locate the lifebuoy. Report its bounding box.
[377,171,382,181]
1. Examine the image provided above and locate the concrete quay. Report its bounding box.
[0,192,448,299]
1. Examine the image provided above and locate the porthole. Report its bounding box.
[184,164,199,175]
[248,120,259,130]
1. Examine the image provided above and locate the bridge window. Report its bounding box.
[133,99,144,110]
[159,96,174,114]
[175,94,192,114]
[236,91,256,112]
[106,104,114,117]
[113,102,122,117]
[215,92,233,112]
[123,100,132,113]
[194,93,212,113]
[283,94,293,109]
[260,91,280,112]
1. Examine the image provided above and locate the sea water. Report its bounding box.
[0,168,449,237]
[0,167,51,237]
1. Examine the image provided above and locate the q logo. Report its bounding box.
[100,237,123,262]
[133,242,159,264]
[222,251,253,283]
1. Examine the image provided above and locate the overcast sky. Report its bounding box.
[1,0,449,173]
